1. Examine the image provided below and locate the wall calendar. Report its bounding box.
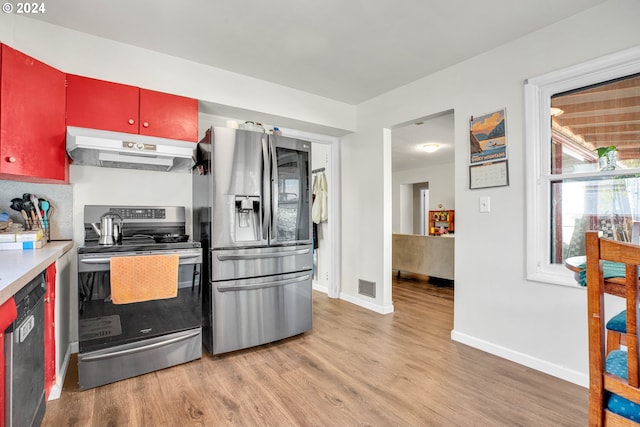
[469,160,509,189]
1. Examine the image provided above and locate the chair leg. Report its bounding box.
[607,331,622,355]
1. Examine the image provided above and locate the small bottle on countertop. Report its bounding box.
[273,127,282,135]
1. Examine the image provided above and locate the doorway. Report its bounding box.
[390,110,455,293]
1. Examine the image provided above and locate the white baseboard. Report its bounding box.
[313,283,393,314]
[312,281,328,294]
[339,292,394,315]
[47,343,74,401]
[451,330,588,388]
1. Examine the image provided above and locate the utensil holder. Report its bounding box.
[28,219,51,242]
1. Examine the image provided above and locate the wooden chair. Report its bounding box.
[586,230,640,425]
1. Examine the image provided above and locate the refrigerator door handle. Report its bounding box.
[271,138,278,241]
[262,136,271,241]
[216,248,311,261]
[216,274,310,292]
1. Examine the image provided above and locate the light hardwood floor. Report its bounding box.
[42,276,587,426]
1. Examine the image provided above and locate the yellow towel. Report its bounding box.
[110,254,179,304]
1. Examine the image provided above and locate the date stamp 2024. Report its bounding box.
[2,2,46,14]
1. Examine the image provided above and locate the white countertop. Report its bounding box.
[0,240,74,305]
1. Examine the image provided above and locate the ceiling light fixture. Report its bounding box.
[422,143,440,153]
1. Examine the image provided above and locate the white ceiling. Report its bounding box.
[392,112,455,171]
[26,0,604,105]
[23,0,605,170]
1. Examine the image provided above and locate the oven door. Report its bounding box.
[77,248,202,389]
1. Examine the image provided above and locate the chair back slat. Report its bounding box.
[586,231,640,426]
[625,264,639,388]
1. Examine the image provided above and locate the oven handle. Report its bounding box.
[217,274,310,292]
[79,329,200,362]
[80,253,202,264]
[217,248,310,261]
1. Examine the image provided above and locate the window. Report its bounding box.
[525,47,640,286]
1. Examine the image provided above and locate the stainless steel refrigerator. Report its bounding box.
[193,126,313,355]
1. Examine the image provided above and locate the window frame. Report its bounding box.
[525,46,640,287]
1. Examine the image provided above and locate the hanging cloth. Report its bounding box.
[312,172,328,224]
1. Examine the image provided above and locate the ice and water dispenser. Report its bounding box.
[235,196,261,241]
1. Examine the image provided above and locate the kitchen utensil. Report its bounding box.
[40,200,50,230]
[29,194,44,226]
[91,212,123,245]
[152,234,189,243]
[132,234,190,243]
[20,210,31,229]
[10,198,24,212]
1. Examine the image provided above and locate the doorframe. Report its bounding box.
[281,128,341,298]
[420,187,429,235]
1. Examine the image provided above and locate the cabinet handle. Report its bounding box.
[6,157,16,163]
[128,119,135,125]
[142,122,149,128]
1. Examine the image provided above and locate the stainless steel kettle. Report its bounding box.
[91,212,123,245]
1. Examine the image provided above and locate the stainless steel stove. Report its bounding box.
[76,205,202,390]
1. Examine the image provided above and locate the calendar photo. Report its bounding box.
[469,109,507,165]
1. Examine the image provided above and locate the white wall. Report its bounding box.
[392,163,455,234]
[342,0,640,386]
[398,184,413,234]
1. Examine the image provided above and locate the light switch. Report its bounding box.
[479,196,491,213]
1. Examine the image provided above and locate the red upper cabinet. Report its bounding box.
[139,89,198,141]
[0,44,67,183]
[66,74,198,142]
[66,74,139,134]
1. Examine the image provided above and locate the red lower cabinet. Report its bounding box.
[0,298,18,427]
[44,263,56,400]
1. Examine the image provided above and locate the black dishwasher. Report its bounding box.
[5,272,46,427]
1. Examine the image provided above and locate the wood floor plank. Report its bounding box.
[42,276,587,426]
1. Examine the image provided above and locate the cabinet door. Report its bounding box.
[44,263,56,400]
[139,89,198,141]
[0,297,17,425]
[0,44,67,182]
[66,74,139,134]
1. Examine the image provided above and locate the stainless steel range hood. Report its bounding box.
[66,126,196,172]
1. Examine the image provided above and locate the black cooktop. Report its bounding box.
[78,239,201,254]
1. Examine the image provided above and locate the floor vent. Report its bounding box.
[358,279,376,298]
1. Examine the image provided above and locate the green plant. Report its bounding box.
[595,145,617,158]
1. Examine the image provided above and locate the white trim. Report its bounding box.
[451,330,588,388]
[525,46,640,285]
[339,291,395,315]
[330,138,342,299]
[281,126,342,299]
[47,343,74,401]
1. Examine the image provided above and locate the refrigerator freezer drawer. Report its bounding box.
[211,244,312,281]
[207,271,312,355]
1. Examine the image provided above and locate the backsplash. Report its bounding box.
[0,180,73,240]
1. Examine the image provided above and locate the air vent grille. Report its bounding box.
[358,279,376,298]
